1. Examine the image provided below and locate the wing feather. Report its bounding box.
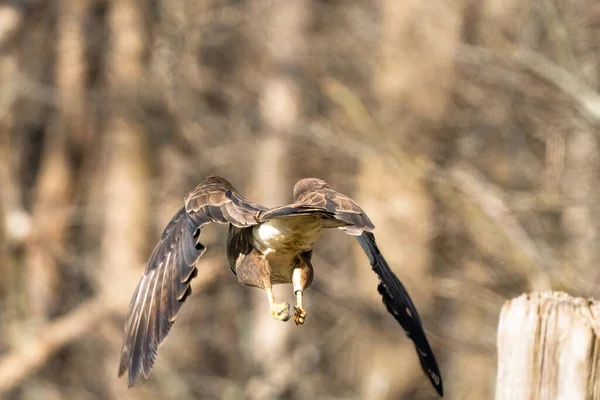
[292,178,442,396]
[118,176,264,387]
[357,231,443,396]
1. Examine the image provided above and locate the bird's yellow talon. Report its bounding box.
[270,302,291,322]
[294,306,307,325]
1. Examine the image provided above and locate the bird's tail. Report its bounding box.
[259,205,348,226]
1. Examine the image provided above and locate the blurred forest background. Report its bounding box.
[0,0,599,399]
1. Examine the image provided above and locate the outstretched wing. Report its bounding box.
[118,176,265,387]
[294,178,443,396]
[357,232,443,396]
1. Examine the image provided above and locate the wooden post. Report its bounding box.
[496,292,600,400]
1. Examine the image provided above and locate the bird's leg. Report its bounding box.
[237,249,290,322]
[267,286,291,322]
[292,255,313,325]
[294,289,306,325]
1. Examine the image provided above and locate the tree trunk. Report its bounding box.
[246,1,309,398]
[24,0,89,321]
[496,292,600,400]
[101,0,149,397]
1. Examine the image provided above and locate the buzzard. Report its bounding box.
[118,176,443,396]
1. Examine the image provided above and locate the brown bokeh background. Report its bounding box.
[0,0,599,399]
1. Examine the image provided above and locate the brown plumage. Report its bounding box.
[118,176,443,396]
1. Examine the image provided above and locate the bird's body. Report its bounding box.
[250,215,322,284]
[118,176,444,397]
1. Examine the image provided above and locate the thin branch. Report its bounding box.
[515,50,600,123]
[458,44,600,123]
[434,162,553,292]
[0,257,223,394]
[0,292,122,393]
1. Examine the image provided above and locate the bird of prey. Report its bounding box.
[118,176,443,396]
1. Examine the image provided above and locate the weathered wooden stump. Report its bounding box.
[496,292,600,400]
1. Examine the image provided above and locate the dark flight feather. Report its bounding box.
[118,176,267,387]
[356,231,443,397]
[118,207,202,387]
[295,178,442,396]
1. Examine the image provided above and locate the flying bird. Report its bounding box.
[118,176,443,396]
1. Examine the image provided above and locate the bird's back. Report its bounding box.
[252,215,324,255]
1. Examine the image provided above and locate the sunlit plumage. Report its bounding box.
[118,176,444,396]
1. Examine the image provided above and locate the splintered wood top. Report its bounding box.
[496,291,600,400]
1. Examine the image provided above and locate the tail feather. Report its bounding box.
[259,205,344,224]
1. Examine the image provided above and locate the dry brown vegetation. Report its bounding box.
[0,0,599,399]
